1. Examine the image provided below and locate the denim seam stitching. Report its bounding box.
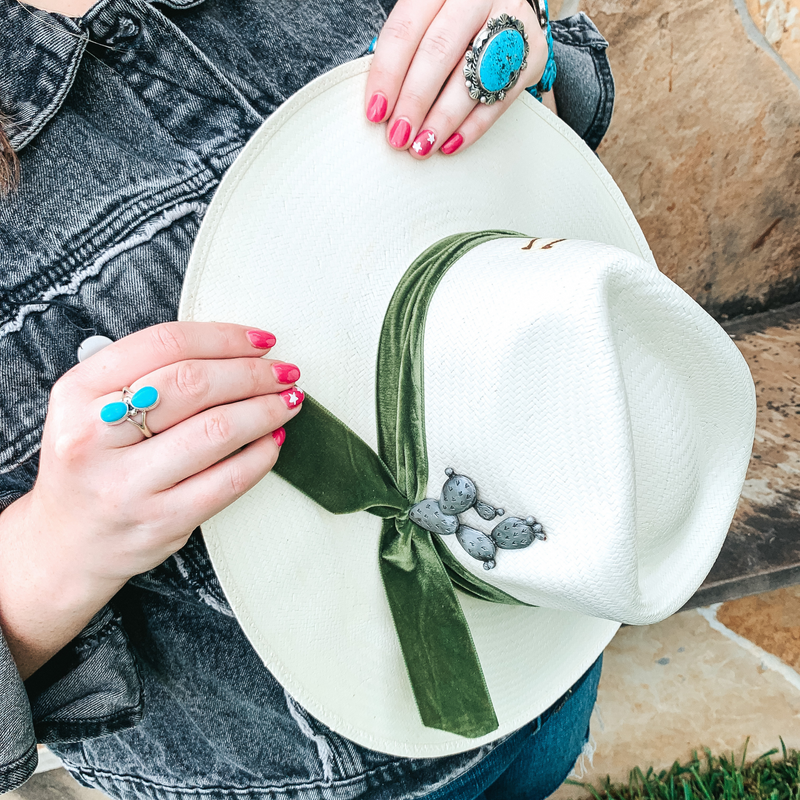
[0,170,216,323]
[38,701,144,730]
[175,545,230,610]
[584,49,614,151]
[0,146,243,322]
[95,0,262,153]
[70,618,125,653]
[0,182,223,469]
[2,740,38,772]
[549,35,609,52]
[550,17,608,49]
[68,754,435,795]
[0,740,38,794]
[88,50,254,171]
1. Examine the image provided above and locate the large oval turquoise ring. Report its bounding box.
[464,14,529,105]
[100,386,160,438]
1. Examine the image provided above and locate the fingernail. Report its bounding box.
[272,363,301,384]
[367,92,388,123]
[411,129,436,157]
[280,386,305,409]
[389,118,411,148]
[247,330,277,349]
[272,427,286,447]
[440,132,464,155]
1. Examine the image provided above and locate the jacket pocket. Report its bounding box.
[551,13,615,151]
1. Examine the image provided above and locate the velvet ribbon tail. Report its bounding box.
[276,397,502,737]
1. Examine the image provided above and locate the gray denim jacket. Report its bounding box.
[0,1,613,796]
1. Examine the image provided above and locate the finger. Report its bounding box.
[407,59,477,158]
[92,357,301,448]
[68,322,278,400]
[365,0,444,125]
[385,0,490,150]
[134,388,304,491]
[157,429,285,532]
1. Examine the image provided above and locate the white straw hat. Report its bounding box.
[179,57,756,757]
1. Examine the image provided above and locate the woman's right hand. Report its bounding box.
[0,321,302,677]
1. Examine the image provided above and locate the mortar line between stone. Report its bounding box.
[697,605,800,693]
[730,0,800,92]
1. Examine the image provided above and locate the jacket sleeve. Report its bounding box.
[550,12,616,151]
[0,626,38,794]
[0,482,143,795]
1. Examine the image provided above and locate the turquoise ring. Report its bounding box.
[100,386,160,438]
[464,14,529,105]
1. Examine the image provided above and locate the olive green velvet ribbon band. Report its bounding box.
[274,231,529,738]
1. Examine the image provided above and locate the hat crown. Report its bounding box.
[421,237,753,624]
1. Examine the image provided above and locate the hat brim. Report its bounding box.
[179,58,655,755]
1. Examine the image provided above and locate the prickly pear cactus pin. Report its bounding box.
[409,500,459,536]
[406,468,545,570]
[440,468,504,519]
[439,468,477,515]
[492,516,546,549]
[456,526,497,570]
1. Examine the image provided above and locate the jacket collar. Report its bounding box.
[0,3,87,151]
[1,0,205,152]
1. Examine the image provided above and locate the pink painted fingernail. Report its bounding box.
[280,386,305,409]
[272,363,301,384]
[367,92,388,123]
[389,118,411,148]
[440,132,464,155]
[247,330,277,349]
[272,427,286,447]
[411,130,436,157]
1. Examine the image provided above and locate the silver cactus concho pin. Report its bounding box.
[409,468,545,570]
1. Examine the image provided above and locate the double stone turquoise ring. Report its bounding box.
[464,14,529,105]
[100,386,160,438]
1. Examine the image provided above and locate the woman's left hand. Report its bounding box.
[365,0,548,158]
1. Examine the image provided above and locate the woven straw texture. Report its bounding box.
[179,58,756,756]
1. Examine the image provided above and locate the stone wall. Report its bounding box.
[555,0,800,318]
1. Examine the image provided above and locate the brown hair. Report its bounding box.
[0,125,19,195]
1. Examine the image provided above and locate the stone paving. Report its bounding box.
[9,768,103,800]
[552,585,800,797]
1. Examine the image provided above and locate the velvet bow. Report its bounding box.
[274,231,530,738]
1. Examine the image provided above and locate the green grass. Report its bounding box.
[565,739,800,800]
